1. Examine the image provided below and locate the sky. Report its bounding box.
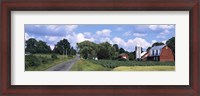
[25,24,175,52]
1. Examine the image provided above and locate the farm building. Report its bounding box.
[118,53,129,60]
[141,52,149,61]
[135,46,142,60]
[142,45,174,62]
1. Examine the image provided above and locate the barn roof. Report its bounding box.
[141,52,147,56]
[150,45,166,50]
[149,45,166,56]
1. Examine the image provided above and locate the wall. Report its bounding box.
[160,46,174,62]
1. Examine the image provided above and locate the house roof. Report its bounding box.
[149,45,166,56]
[141,52,147,56]
[150,45,166,50]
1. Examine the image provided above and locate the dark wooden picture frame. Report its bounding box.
[0,0,199,96]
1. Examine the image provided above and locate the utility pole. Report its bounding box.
[66,49,67,58]
[62,46,64,59]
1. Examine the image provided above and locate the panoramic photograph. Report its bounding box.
[25,24,175,71]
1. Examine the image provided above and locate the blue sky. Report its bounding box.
[25,24,175,52]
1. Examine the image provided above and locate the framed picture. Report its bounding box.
[1,0,199,95]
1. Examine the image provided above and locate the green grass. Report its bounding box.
[70,59,110,71]
[25,54,74,71]
[70,59,175,71]
[90,60,175,69]
[113,66,175,71]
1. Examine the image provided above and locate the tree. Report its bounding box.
[53,39,71,55]
[152,42,164,47]
[113,44,119,52]
[81,47,90,59]
[25,38,52,54]
[111,52,119,60]
[97,42,114,59]
[25,38,38,54]
[69,47,76,56]
[119,48,125,54]
[36,40,51,53]
[146,47,152,52]
[77,41,97,59]
[166,37,175,58]
[128,51,135,61]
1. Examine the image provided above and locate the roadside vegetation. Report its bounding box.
[70,59,110,71]
[90,60,175,69]
[25,38,77,71]
[25,54,74,71]
[71,59,175,71]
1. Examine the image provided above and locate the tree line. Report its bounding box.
[77,37,175,60]
[25,38,76,56]
[77,41,134,60]
[25,36,175,60]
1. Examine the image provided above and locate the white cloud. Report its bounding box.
[96,29,111,37]
[156,30,171,39]
[160,30,170,35]
[133,33,147,37]
[83,32,91,37]
[25,33,34,40]
[112,37,151,52]
[46,25,78,33]
[151,39,166,45]
[76,33,85,43]
[116,27,123,31]
[99,37,113,44]
[152,40,157,43]
[149,25,175,30]
[156,35,166,39]
[47,25,59,31]
[48,36,58,42]
[112,37,126,46]
[50,44,55,50]
[34,25,40,27]
[149,25,158,30]
[76,33,94,43]
[123,31,131,36]
[162,40,167,44]
[127,38,151,48]
[65,25,78,32]
[159,25,174,29]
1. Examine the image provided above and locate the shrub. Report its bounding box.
[51,54,58,59]
[41,57,51,63]
[25,55,42,68]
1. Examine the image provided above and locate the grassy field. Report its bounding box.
[113,66,175,71]
[71,59,175,71]
[25,54,74,71]
[90,60,175,69]
[70,59,110,71]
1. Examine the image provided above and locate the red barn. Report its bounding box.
[146,45,174,62]
[118,53,129,60]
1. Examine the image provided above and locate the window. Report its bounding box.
[156,50,158,55]
[152,50,154,56]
